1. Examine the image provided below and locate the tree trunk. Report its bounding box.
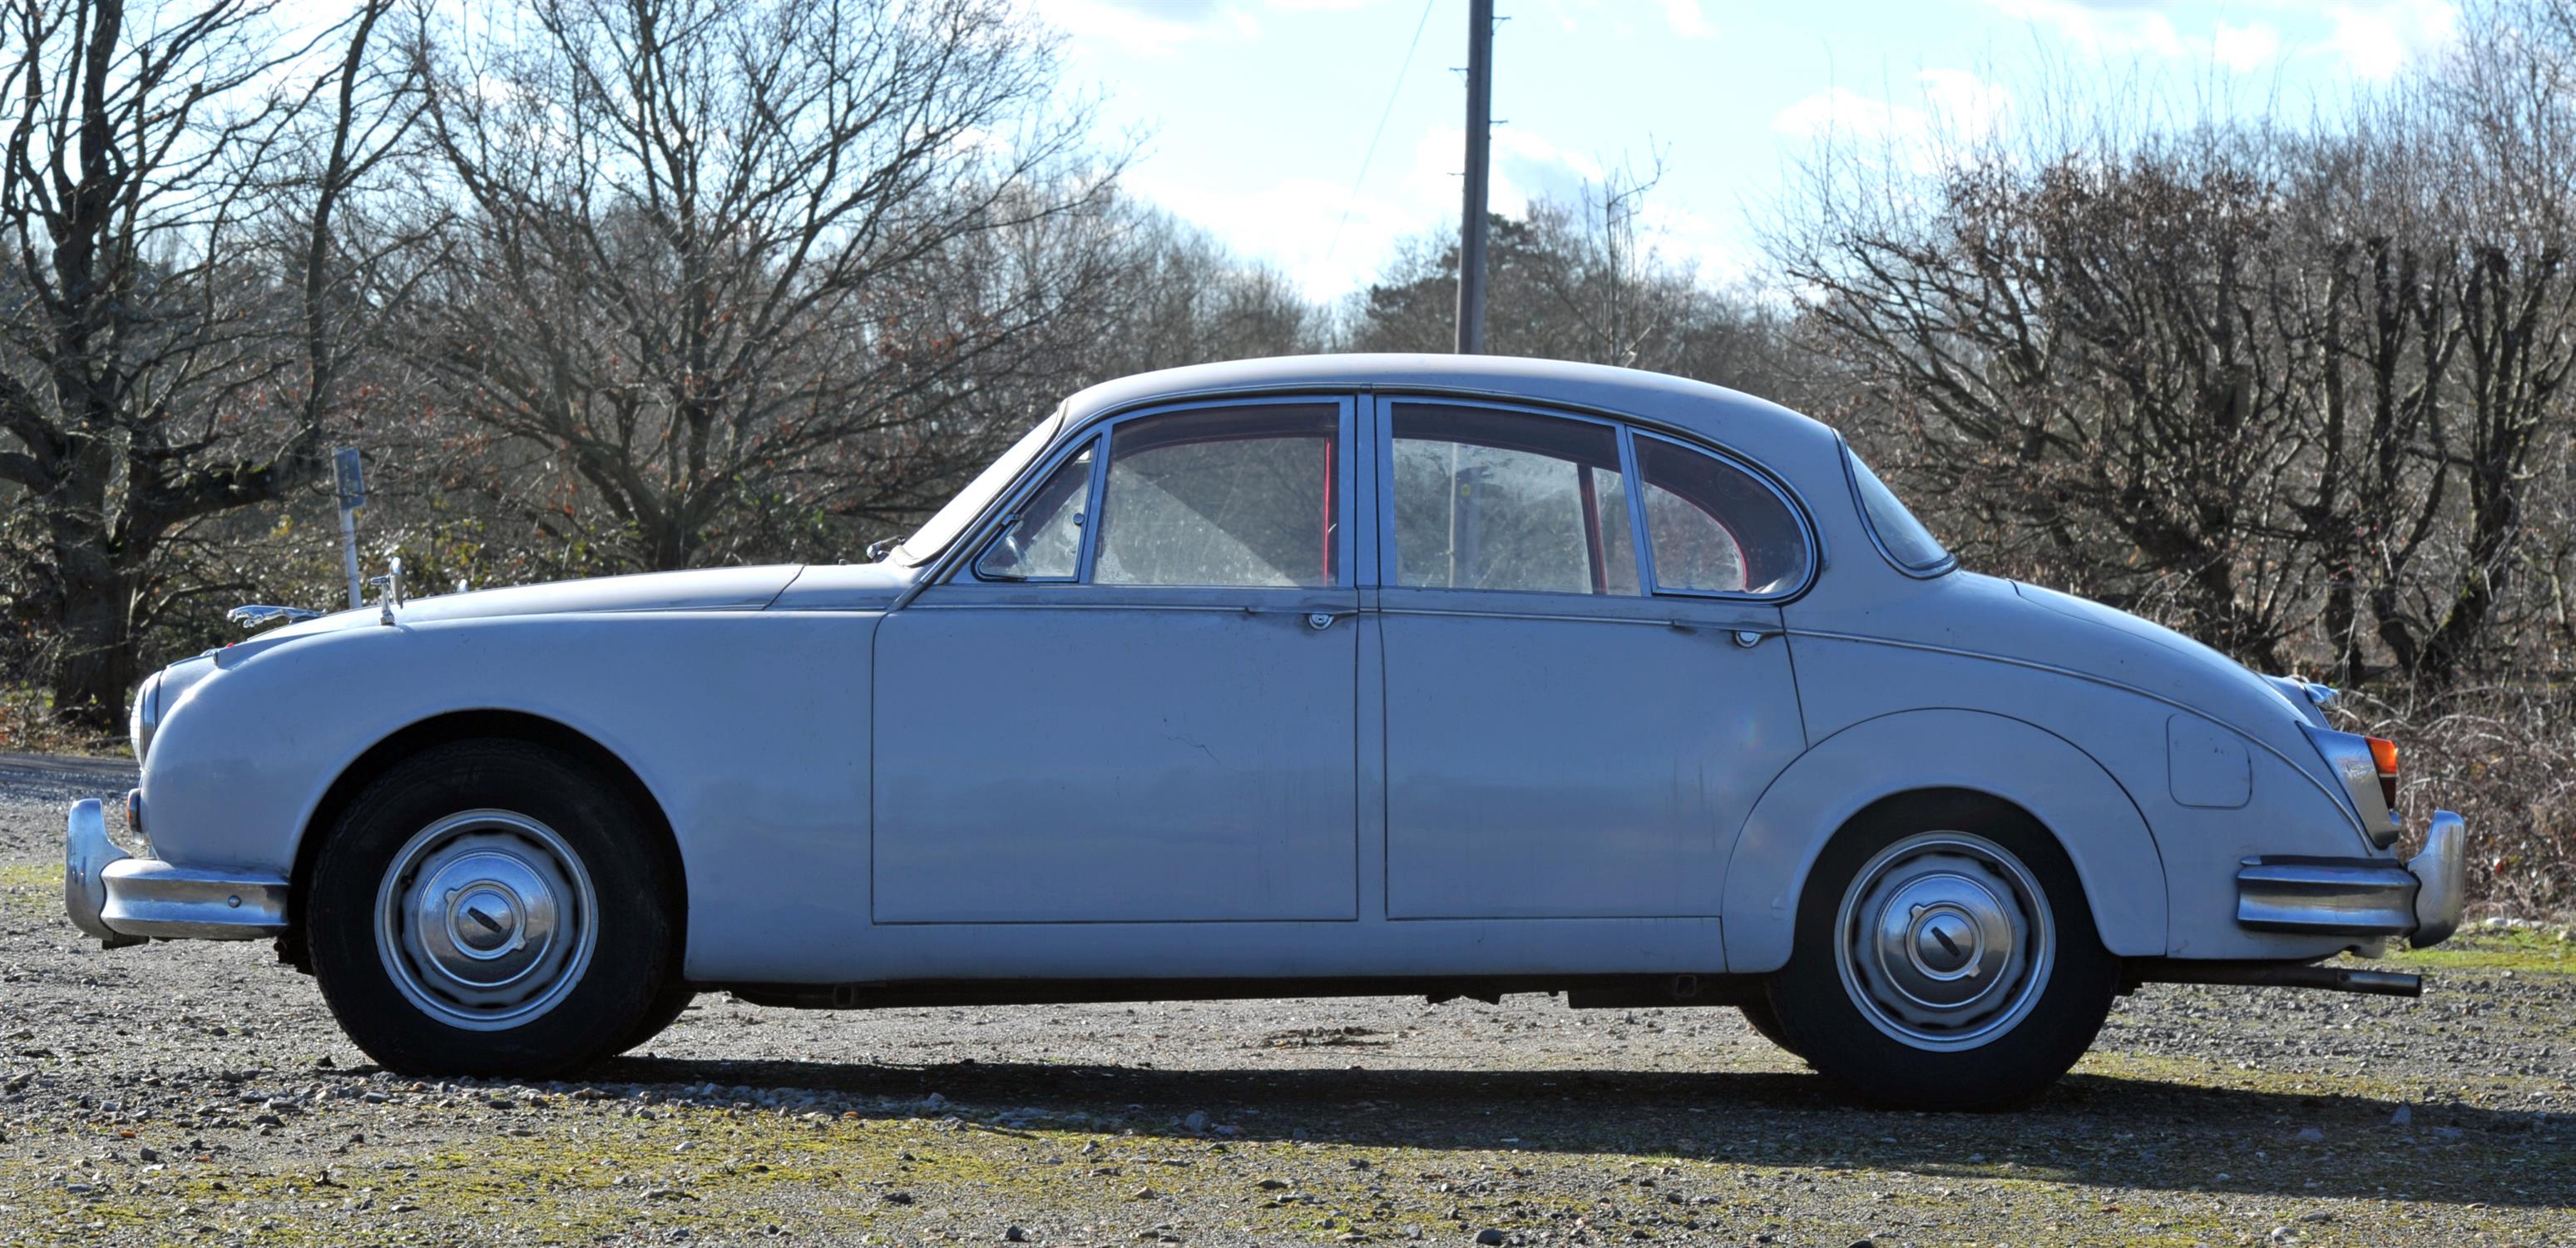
[46,547,136,731]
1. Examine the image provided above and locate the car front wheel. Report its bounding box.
[307,740,681,1077]
[1764,796,2116,1110]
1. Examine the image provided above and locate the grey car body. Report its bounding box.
[64,354,2467,1105]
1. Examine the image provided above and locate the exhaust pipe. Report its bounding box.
[2133,960,2422,998]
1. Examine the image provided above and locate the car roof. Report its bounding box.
[1057,354,1842,467]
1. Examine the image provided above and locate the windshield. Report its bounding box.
[1845,446,1954,574]
[888,410,1065,565]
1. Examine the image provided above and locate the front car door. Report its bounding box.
[872,398,1361,924]
[1375,399,1813,919]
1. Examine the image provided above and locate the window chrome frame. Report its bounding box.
[967,433,1105,584]
[1838,433,1959,580]
[952,393,1358,591]
[1629,428,1820,602]
[1371,393,1820,605]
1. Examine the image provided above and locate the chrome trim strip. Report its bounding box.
[2232,810,2467,945]
[65,799,143,948]
[100,858,289,940]
[2409,810,2466,948]
[2236,857,2419,934]
[64,798,289,944]
[1379,605,1745,629]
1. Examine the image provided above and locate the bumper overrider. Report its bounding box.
[2237,810,2469,948]
[63,797,287,948]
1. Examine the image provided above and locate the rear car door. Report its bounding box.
[1373,399,1813,919]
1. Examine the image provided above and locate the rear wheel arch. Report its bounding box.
[1763,786,2120,1107]
[1722,708,2168,973]
[285,711,685,969]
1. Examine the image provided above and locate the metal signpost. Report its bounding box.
[334,448,366,609]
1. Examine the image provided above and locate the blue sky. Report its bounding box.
[1032,0,2460,300]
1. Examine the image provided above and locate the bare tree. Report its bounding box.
[0,0,399,726]
[1767,32,2576,683]
[1346,177,1790,394]
[388,0,1115,572]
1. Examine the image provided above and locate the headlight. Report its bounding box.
[130,671,163,763]
[130,655,218,766]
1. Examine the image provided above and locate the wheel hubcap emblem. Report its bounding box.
[374,810,598,1032]
[1834,831,2055,1052]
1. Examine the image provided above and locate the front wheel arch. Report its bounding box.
[285,711,685,977]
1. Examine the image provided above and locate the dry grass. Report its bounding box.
[0,684,125,757]
[2341,683,2576,919]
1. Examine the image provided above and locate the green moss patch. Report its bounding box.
[2355,926,2573,974]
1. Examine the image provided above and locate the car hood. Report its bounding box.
[237,564,806,646]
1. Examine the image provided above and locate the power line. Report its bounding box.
[1323,0,1440,273]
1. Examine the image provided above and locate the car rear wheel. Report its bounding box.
[307,740,680,1077]
[1765,795,2116,1110]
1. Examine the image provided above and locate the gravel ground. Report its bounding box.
[0,754,2569,1247]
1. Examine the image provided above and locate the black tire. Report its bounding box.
[1765,793,2117,1111]
[617,979,697,1055]
[1736,995,1803,1060]
[306,740,681,1077]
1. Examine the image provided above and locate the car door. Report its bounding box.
[1375,399,1812,919]
[871,398,1361,924]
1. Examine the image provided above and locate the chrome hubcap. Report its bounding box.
[1834,831,2052,1051]
[375,810,596,1032]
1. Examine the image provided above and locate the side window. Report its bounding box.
[1095,404,1339,587]
[973,442,1094,581]
[1392,404,1639,595]
[1636,435,1811,596]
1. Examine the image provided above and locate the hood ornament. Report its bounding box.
[225,604,324,631]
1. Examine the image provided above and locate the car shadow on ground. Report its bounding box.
[503,1055,2571,1209]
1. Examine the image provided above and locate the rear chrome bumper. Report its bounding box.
[64,798,288,947]
[2237,810,2466,948]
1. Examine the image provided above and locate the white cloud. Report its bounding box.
[1773,86,1909,143]
[2212,20,2283,72]
[1977,0,2187,58]
[1773,68,2010,152]
[1031,0,1258,56]
[1657,0,1716,40]
[2319,0,2456,79]
[1972,0,2310,72]
[1128,121,1622,300]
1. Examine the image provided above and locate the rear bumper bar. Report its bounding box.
[64,798,288,947]
[2236,810,2466,948]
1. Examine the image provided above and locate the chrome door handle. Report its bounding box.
[1303,607,1362,631]
[1732,627,1780,648]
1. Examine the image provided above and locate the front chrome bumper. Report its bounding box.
[64,798,288,948]
[2237,810,2467,948]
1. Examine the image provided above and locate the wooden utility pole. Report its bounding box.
[1456,0,1493,354]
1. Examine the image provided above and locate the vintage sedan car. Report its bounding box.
[64,354,2465,1108]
